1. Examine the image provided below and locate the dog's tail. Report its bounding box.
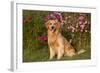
[77,49,85,55]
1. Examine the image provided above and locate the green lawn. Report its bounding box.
[23,45,91,62]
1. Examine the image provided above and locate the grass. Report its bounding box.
[23,45,91,62]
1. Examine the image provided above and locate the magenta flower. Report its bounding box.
[37,37,41,41]
[79,15,85,21]
[53,12,63,21]
[37,36,47,42]
[44,12,63,22]
[43,36,47,41]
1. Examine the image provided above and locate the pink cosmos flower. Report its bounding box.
[68,16,71,18]
[72,29,75,32]
[83,21,88,25]
[79,21,84,25]
[85,30,88,32]
[80,29,83,32]
[65,16,68,20]
[67,26,70,29]
[70,26,75,32]
[76,25,78,28]
[80,24,85,30]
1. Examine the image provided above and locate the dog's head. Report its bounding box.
[45,19,61,33]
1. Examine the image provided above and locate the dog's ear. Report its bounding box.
[45,21,49,29]
[54,19,61,29]
[56,22,61,29]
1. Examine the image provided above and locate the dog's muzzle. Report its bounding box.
[51,26,56,32]
[51,26,55,29]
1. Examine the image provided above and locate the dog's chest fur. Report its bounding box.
[48,31,60,48]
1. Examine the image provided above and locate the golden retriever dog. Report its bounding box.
[45,19,85,60]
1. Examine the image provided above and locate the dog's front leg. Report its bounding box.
[57,48,64,59]
[49,47,55,60]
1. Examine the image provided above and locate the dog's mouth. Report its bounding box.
[51,29,56,32]
[50,26,56,32]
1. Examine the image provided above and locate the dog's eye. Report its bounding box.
[49,23,52,25]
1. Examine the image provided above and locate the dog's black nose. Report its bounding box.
[51,26,54,29]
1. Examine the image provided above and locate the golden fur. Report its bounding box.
[45,19,85,59]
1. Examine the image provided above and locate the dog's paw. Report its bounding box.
[49,57,53,60]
